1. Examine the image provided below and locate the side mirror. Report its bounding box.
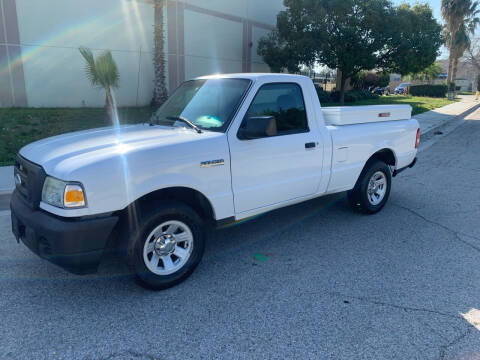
[238,116,277,140]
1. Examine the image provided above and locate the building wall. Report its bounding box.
[0,0,282,108]
[167,0,279,91]
[0,0,27,107]
[455,79,472,92]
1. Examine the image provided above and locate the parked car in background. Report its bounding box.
[373,86,390,95]
[395,83,411,95]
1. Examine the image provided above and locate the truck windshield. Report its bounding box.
[152,78,251,132]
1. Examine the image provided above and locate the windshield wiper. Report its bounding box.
[166,116,203,134]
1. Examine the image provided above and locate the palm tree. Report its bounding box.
[451,26,472,84]
[451,8,479,90]
[79,47,120,122]
[153,0,168,108]
[442,0,480,89]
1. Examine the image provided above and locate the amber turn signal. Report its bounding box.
[64,185,86,208]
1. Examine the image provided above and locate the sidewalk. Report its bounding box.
[0,95,479,197]
[0,166,13,196]
[415,95,479,134]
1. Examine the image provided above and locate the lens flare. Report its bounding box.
[1,1,151,78]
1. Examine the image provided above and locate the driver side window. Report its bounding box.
[241,83,309,137]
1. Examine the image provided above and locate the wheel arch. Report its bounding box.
[352,148,397,187]
[133,186,216,222]
[367,148,397,168]
[112,186,215,245]
[106,186,216,257]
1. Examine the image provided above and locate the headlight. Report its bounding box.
[42,176,86,209]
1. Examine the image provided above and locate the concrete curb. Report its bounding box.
[0,210,11,217]
[0,193,11,211]
[0,166,14,197]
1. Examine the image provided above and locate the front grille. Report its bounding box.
[14,155,47,209]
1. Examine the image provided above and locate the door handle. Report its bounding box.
[305,142,316,149]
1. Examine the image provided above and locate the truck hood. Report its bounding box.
[20,124,218,175]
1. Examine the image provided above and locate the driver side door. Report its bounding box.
[228,82,323,214]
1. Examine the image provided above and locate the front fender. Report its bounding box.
[41,136,234,220]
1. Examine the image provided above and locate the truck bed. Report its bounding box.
[325,118,419,193]
[322,105,412,126]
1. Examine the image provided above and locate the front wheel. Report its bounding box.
[127,202,206,290]
[348,160,392,214]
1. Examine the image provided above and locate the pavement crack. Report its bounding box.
[453,233,480,254]
[391,203,480,253]
[333,292,475,360]
[439,327,472,360]
[331,292,458,319]
[95,349,161,360]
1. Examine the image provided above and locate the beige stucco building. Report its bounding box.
[0,0,283,107]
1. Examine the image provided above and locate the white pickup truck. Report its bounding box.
[11,74,419,289]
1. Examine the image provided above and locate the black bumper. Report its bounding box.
[10,191,119,274]
[392,157,417,177]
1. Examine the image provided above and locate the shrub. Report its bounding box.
[409,85,447,98]
[315,86,379,103]
[329,91,341,102]
[330,90,379,102]
[349,90,379,100]
[315,85,332,103]
[352,71,390,90]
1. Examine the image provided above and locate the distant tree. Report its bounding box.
[258,0,442,104]
[379,73,391,88]
[466,38,480,91]
[408,62,444,83]
[153,0,168,108]
[79,47,120,122]
[364,73,381,88]
[352,71,390,89]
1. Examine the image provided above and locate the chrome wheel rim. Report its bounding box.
[143,220,194,276]
[367,171,387,206]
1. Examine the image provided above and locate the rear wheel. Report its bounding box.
[348,160,392,214]
[127,202,205,290]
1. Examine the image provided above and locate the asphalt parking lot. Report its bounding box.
[1,109,480,360]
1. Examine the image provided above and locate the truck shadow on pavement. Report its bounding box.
[2,191,352,289]
[102,191,353,286]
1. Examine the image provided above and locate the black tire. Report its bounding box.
[347,160,392,214]
[127,201,205,290]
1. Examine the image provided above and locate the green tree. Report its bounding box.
[382,4,443,76]
[79,47,120,122]
[408,62,443,83]
[258,0,442,104]
[153,0,168,108]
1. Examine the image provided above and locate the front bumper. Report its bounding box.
[10,191,119,274]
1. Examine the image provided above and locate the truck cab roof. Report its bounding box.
[196,73,311,82]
